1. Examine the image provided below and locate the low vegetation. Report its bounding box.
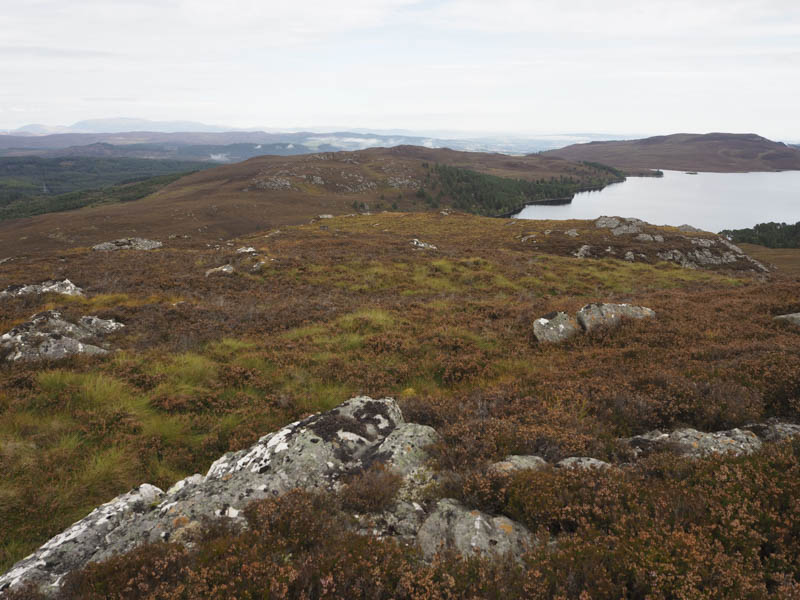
[1,212,799,597]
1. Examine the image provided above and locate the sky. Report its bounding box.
[1,0,799,139]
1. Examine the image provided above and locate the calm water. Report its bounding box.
[515,170,800,232]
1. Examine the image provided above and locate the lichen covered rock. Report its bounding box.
[533,311,581,343]
[416,498,533,560]
[92,238,162,251]
[0,279,83,299]
[0,310,123,362]
[0,397,445,595]
[626,427,762,458]
[576,303,656,333]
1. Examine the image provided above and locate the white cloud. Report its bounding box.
[0,0,798,138]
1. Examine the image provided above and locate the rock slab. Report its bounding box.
[3,397,524,596]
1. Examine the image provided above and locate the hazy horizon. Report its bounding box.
[2,1,799,139]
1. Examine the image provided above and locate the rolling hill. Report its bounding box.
[0,146,621,256]
[544,133,800,173]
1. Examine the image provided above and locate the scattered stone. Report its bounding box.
[574,244,593,258]
[677,224,703,233]
[411,239,437,250]
[556,457,612,470]
[533,311,581,344]
[576,303,656,333]
[635,233,654,242]
[0,310,123,362]
[624,251,635,261]
[205,264,235,277]
[654,234,664,242]
[488,455,547,474]
[775,313,800,327]
[0,257,12,266]
[92,238,162,251]
[626,428,762,458]
[0,279,83,299]
[416,499,533,561]
[318,214,333,219]
[565,229,579,237]
[236,246,256,254]
[520,234,537,243]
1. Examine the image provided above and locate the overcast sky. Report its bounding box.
[2,0,799,139]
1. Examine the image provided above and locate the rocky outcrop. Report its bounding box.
[534,303,655,344]
[0,279,83,299]
[92,238,162,251]
[533,311,581,343]
[577,303,656,333]
[595,216,644,236]
[0,397,527,596]
[589,217,769,273]
[626,428,762,458]
[3,393,800,596]
[0,311,123,362]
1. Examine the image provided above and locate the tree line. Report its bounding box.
[720,221,800,248]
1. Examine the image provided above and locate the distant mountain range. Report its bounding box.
[0,118,622,158]
[10,118,238,135]
[544,133,800,173]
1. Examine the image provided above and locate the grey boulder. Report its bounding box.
[577,303,655,333]
[416,498,533,561]
[533,311,581,343]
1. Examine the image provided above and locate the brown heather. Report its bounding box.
[1,211,800,598]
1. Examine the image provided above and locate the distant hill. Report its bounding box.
[544,133,800,172]
[0,156,210,221]
[0,128,620,156]
[0,145,621,256]
[7,142,317,163]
